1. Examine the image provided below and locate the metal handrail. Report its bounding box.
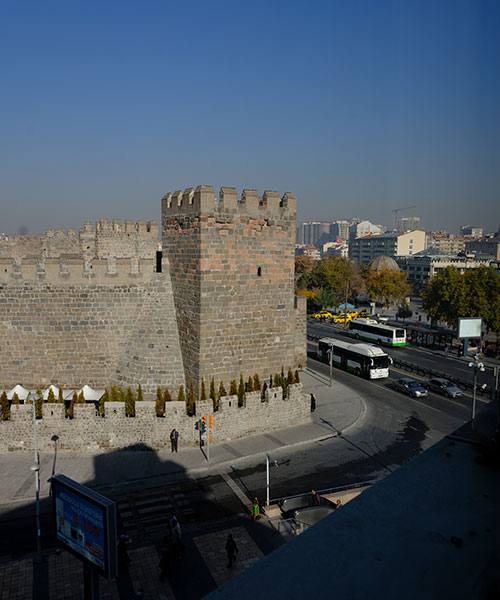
[271,479,377,506]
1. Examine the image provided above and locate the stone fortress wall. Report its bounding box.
[0,384,308,452]
[162,185,306,391]
[0,187,308,451]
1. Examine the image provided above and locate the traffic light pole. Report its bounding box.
[207,420,210,461]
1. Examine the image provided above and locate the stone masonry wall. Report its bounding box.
[162,186,304,391]
[0,268,185,395]
[0,384,309,452]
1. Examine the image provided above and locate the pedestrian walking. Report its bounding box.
[225,533,238,568]
[310,393,316,413]
[311,490,320,506]
[444,344,449,357]
[170,515,183,558]
[170,428,179,452]
[117,534,131,568]
[252,497,261,520]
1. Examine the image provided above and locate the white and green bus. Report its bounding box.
[318,338,392,379]
[348,318,406,347]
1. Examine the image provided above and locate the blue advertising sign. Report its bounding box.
[52,474,117,579]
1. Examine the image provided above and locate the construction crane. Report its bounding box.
[392,206,416,231]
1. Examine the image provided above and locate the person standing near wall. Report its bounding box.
[170,429,179,452]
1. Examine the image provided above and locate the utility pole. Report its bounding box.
[28,392,42,564]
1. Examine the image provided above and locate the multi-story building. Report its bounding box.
[296,222,331,246]
[295,245,321,260]
[464,238,500,259]
[460,225,483,237]
[322,241,349,258]
[397,252,494,286]
[350,230,426,265]
[429,233,467,255]
[398,217,420,232]
[330,220,351,242]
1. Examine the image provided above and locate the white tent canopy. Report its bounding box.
[7,384,30,401]
[77,385,105,401]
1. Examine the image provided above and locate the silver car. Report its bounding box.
[392,377,428,398]
[426,377,463,398]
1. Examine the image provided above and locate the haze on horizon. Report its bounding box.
[1,0,499,236]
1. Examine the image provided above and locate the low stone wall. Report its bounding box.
[0,384,309,452]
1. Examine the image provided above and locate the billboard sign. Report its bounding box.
[457,317,482,340]
[52,474,117,579]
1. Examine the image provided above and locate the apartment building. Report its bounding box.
[350,230,426,265]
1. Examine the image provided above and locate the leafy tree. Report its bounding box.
[47,388,56,404]
[110,385,119,402]
[156,386,165,417]
[200,378,207,402]
[295,255,316,277]
[314,287,336,310]
[137,383,144,402]
[125,387,135,417]
[164,387,172,402]
[1,391,10,421]
[237,373,245,407]
[311,257,364,308]
[295,288,318,312]
[365,269,411,307]
[294,370,300,383]
[187,381,196,415]
[218,381,227,399]
[57,387,64,404]
[98,390,109,417]
[229,380,238,396]
[178,385,186,403]
[397,302,412,319]
[247,375,254,392]
[11,392,20,406]
[210,377,218,411]
[422,267,468,327]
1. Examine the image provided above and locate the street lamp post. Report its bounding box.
[468,355,485,420]
[27,391,42,564]
[328,347,333,387]
[265,454,279,506]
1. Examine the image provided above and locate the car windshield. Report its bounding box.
[406,381,420,388]
[442,381,454,388]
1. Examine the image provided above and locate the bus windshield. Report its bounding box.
[396,329,405,338]
[372,356,390,369]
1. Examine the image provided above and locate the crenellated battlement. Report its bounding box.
[82,219,159,236]
[0,256,156,285]
[161,185,296,219]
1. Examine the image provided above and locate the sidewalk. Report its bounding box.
[0,369,366,599]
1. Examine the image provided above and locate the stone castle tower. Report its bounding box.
[162,185,306,391]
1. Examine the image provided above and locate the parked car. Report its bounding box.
[346,309,359,318]
[425,377,462,398]
[332,313,353,324]
[312,311,333,319]
[392,377,428,398]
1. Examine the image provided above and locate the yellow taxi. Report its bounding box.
[312,310,334,319]
[332,313,353,324]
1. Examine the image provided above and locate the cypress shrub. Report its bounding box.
[125,387,135,417]
[273,374,280,388]
[119,389,126,403]
[200,378,207,402]
[12,392,20,405]
[156,386,165,417]
[294,370,300,383]
[137,383,144,402]
[253,374,261,394]
[1,391,10,421]
[35,388,43,418]
[57,387,64,403]
[218,381,227,399]
[164,387,172,402]
[98,390,109,417]
[247,375,254,392]
[68,391,78,418]
[237,373,245,407]
[110,385,119,402]
[78,391,85,404]
[47,388,56,404]
[178,385,185,403]
[229,379,238,396]
[210,377,218,411]
[187,381,196,416]
[287,368,294,386]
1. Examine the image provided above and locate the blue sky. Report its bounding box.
[1,0,499,234]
